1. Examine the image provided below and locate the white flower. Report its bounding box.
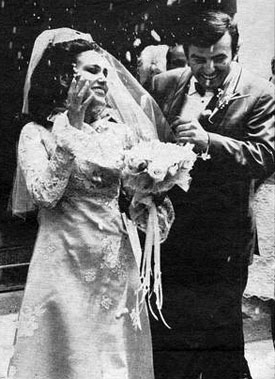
[127,157,148,173]
[167,163,179,177]
[147,162,167,182]
[123,140,197,195]
[175,170,192,192]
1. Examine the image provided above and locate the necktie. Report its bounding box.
[195,84,221,128]
[194,81,220,98]
[194,81,206,96]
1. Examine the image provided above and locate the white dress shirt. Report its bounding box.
[180,76,215,120]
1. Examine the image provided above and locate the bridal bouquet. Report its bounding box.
[123,140,197,199]
[122,140,197,328]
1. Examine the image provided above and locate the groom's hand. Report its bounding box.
[171,110,211,149]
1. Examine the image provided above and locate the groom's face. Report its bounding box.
[187,31,233,91]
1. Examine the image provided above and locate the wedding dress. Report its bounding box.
[8,114,157,379]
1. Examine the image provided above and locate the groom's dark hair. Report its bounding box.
[183,11,239,58]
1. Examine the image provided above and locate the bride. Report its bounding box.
[8,28,173,379]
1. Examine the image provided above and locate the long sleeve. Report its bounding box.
[154,66,274,182]
[18,122,75,208]
[208,82,275,181]
[51,113,125,172]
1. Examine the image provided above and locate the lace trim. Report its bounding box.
[18,304,46,338]
[100,235,128,280]
[7,365,17,379]
[100,294,113,310]
[82,268,97,283]
[52,114,126,171]
[19,123,75,208]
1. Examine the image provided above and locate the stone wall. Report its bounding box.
[237,0,274,79]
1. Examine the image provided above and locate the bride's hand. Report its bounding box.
[67,74,94,129]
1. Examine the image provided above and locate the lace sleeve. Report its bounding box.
[18,122,75,208]
[52,113,125,171]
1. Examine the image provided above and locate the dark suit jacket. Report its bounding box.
[153,63,275,265]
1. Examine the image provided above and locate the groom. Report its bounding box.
[151,11,274,379]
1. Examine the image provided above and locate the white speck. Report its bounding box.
[125,51,131,62]
[151,30,161,42]
[133,38,141,47]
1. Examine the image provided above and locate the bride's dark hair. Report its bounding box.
[27,39,101,126]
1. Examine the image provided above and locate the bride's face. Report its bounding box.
[75,50,109,110]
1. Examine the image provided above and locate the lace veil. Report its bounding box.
[12,27,170,216]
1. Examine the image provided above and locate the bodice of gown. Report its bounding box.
[19,116,129,199]
[17,115,136,241]
[17,113,174,271]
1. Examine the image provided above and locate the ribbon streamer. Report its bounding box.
[140,203,171,329]
[122,203,170,329]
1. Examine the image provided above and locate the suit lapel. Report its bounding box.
[167,62,243,130]
[202,63,243,129]
[165,68,192,124]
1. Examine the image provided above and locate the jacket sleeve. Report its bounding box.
[208,84,275,181]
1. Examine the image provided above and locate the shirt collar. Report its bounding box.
[189,76,218,97]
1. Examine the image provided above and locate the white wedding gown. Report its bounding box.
[8,115,158,379]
